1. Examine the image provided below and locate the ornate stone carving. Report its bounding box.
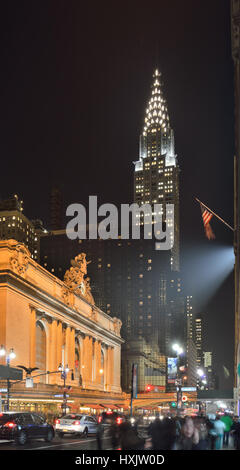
[85,277,95,305]
[63,253,95,305]
[9,243,30,275]
[112,317,122,336]
[90,307,98,321]
[61,286,71,306]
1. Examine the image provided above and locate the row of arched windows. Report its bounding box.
[36,321,105,386]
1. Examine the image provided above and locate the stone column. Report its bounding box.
[65,326,71,367]
[77,333,85,385]
[29,306,36,368]
[82,335,93,386]
[49,319,57,384]
[56,321,63,384]
[95,340,102,386]
[69,327,75,372]
[112,345,121,393]
[108,347,114,389]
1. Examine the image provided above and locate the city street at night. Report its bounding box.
[1,0,240,464]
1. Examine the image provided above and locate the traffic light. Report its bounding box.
[171,402,177,408]
[146,384,152,392]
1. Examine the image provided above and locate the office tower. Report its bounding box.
[0,195,40,261]
[194,314,204,366]
[50,186,63,230]
[185,295,198,386]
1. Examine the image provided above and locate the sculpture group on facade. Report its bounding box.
[63,253,95,305]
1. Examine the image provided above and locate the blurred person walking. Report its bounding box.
[119,420,145,450]
[231,416,240,450]
[194,416,210,450]
[213,416,226,450]
[220,413,233,447]
[96,420,104,450]
[174,417,199,450]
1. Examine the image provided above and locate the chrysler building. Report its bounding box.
[134,68,180,271]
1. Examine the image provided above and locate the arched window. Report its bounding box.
[36,321,46,383]
[75,338,80,382]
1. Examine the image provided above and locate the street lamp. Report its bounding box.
[172,343,184,413]
[197,368,204,378]
[58,363,71,415]
[0,346,16,411]
[197,368,207,390]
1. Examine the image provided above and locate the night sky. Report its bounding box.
[0,1,235,388]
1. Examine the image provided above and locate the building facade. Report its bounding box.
[0,239,126,415]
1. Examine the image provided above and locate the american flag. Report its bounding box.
[200,204,215,240]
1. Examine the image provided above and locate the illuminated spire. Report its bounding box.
[143,68,170,136]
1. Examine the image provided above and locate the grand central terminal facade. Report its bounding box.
[0,240,128,417]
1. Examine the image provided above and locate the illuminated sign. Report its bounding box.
[167,358,178,383]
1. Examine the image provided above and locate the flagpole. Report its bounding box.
[195,197,234,232]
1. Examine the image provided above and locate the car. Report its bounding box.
[98,411,125,427]
[0,411,55,445]
[54,414,98,438]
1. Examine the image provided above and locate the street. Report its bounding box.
[0,433,113,450]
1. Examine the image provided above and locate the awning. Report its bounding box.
[102,404,119,410]
[80,404,105,409]
[137,405,157,410]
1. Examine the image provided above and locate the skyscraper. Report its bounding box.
[194,314,204,367]
[134,68,180,271]
[0,195,40,261]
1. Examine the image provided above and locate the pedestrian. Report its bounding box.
[174,416,199,450]
[96,420,104,450]
[148,413,163,450]
[206,414,217,450]
[119,420,145,450]
[194,416,210,450]
[159,417,176,450]
[213,415,226,450]
[231,416,240,450]
[220,413,233,447]
[110,422,119,449]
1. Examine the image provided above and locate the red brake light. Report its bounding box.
[106,411,112,415]
[55,419,60,424]
[98,416,102,423]
[73,420,81,425]
[116,417,122,425]
[4,422,16,428]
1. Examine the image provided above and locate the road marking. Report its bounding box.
[28,436,110,450]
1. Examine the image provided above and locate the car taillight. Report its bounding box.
[116,417,122,425]
[55,419,60,424]
[98,416,102,423]
[4,422,16,428]
[73,420,81,425]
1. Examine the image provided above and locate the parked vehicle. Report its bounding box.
[54,414,98,437]
[0,412,55,445]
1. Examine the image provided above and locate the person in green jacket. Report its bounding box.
[220,413,233,447]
